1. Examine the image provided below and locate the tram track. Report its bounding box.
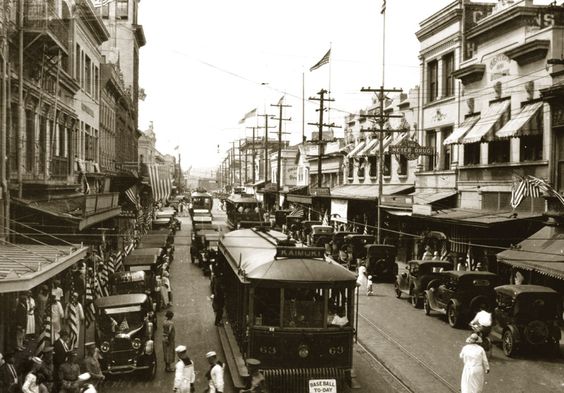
[357,312,458,393]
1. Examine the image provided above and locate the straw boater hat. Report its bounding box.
[175,345,187,354]
[78,373,91,382]
[31,357,43,365]
[466,333,482,344]
[205,351,216,359]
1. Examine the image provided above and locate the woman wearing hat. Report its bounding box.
[459,333,490,393]
[22,356,43,393]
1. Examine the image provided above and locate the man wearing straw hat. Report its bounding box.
[459,333,490,393]
[173,345,195,393]
[205,351,224,393]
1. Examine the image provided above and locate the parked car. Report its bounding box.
[327,231,354,260]
[309,225,334,247]
[492,284,562,357]
[394,260,452,307]
[94,293,157,379]
[424,270,498,328]
[341,234,375,270]
[365,244,398,282]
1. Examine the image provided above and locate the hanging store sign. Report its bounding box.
[310,187,331,197]
[389,139,434,161]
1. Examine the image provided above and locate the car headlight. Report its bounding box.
[145,340,154,355]
[298,344,309,358]
[100,341,110,352]
[132,338,142,350]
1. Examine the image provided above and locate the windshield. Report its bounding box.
[192,197,212,209]
[98,306,144,334]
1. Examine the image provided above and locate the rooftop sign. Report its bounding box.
[275,246,325,259]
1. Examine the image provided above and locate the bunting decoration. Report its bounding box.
[85,273,96,328]
[66,301,80,349]
[35,295,54,356]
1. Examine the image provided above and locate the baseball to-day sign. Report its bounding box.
[309,379,337,393]
[389,139,434,161]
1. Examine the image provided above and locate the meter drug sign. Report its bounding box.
[309,379,337,393]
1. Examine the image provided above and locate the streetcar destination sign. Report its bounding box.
[309,379,337,393]
[275,246,325,259]
[388,139,434,160]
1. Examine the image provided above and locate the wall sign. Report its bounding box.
[389,139,434,161]
[488,54,510,81]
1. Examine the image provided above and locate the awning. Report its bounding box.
[495,101,543,139]
[497,226,564,280]
[390,132,409,147]
[0,243,88,293]
[330,184,413,201]
[252,180,266,187]
[287,208,305,218]
[444,115,480,145]
[411,207,541,228]
[281,185,308,195]
[460,100,510,144]
[369,135,393,155]
[358,138,379,156]
[287,194,312,205]
[347,141,366,158]
[413,190,458,205]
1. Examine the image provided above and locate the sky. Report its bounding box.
[137,0,554,174]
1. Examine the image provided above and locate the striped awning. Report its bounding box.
[444,115,480,145]
[495,101,543,139]
[358,138,379,156]
[147,164,172,202]
[369,135,393,155]
[460,100,510,144]
[347,141,366,158]
[288,208,305,218]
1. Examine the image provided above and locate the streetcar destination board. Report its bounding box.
[275,246,325,259]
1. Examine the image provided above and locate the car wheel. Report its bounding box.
[394,283,401,299]
[502,329,517,357]
[424,295,431,315]
[447,304,460,328]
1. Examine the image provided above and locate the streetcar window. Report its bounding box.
[283,288,324,328]
[254,287,281,327]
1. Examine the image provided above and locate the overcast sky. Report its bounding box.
[137,0,552,174]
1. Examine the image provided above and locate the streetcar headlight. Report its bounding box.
[298,344,309,358]
[132,338,142,350]
[100,341,110,353]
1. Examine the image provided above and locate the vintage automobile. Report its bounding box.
[302,220,322,244]
[394,260,452,307]
[364,244,398,282]
[424,270,498,328]
[94,293,157,379]
[491,285,562,357]
[110,271,150,296]
[123,250,161,310]
[341,234,375,270]
[309,225,334,247]
[327,232,354,260]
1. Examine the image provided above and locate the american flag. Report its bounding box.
[510,177,527,209]
[125,185,140,209]
[310,49,331,72]
[381,0,386,14]
[92,0,114,7]
[147,164,172,202]
[85,274,96,328]
[115,251,124,272]
[35,295,54,356]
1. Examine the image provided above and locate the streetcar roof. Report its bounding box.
[123,254,158,266]
[94,293,148,308]
[220,228,356,283]
[226,194,259,204]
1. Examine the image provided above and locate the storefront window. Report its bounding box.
[520,134,542,161]
[357,159,365,179]
[398,155,408,176]
[383,154,391,176]
[427,60,438,103]
[348,158,354,178]
[464,142,480,165]
[369,156,377,177]
[488,140,510,164]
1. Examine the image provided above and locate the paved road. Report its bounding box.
[357,277,564,393]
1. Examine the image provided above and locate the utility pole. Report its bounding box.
[360,86,403,243]
[18,0,24,198]
[308,89,338,189]
[231,141,236,187]
[238,138,242,186]
[246,126,257,184]
[257,114,275,184]
[244,139,248,185]
[270,98,291,208]
[1,0,10,241]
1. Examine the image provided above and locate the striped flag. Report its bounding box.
[239,108,257,124]
[35,296,54,356]
[310,49,331,72]
[125,185,140,209]
[510,177,527,209]
[108,254,116,276]
[115,251,124,271]
[527,175,564,206]
[322,211,329,226]
[381,0,386,14]
[85,275,96,328]
[66,302,80,349]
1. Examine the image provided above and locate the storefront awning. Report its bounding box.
[495,101,543,139]
[390,132,409,147]
[347,141,366,158]
[0,243,88,293]
[369,135,393,155]
[411,207,541,228]
[358,138,379,156]
[413,190,458,205]
[444,115,480,145]
[497,226,564,280]
[460,100,510,144]
[330,184,413,201]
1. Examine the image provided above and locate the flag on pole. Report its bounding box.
[35,296,54,356]
[66,302,80,349]
[309,49,331,72]
[239,108,257,124]
[510,177,527,209]
[85,274,96,328]
[381,0,386,14]
[277,95,285,105]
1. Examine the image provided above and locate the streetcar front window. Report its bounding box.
[283,288,324,328]
[254,287,281,327]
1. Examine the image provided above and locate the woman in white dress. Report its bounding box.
[22,356,43,393]
[460,333,490,393]
[25,291,36,336]
[50,296,65,341]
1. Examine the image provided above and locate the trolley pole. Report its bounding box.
[308,89,338,189]
[270,98,291,208]
[360,86,403,243]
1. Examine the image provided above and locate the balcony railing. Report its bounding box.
[23,1,69,52]
[83,193,120,217]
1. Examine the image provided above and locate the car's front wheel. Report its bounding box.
[447,304,460,328]
[502,329,517,357]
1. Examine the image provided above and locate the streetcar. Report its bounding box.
[224,193,261,229]
[217,227,357,392]
[189,188,214,217]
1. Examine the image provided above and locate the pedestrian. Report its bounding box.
[162,271,172,308]
[205,351,224,393]
[22,356,43,393]
[82,343,105,389]
[58,351,80,393]
[53,330,71,393]
[163,311,176,373]
[35,285,50,332]
[51,295,65,341]
[460,333,489,393]
[77,373,97,393]
[366,275,374,296]
[240,358,267,393]
[173,346,195,393]
[0,352,19,392]
[15,294,28,350]
[356,266,367,290]
[51,280,64,303]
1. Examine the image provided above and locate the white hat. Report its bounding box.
[206,351,216,358]
[175,345,187,353]
[31,357,43,365]
[78,373,91,381]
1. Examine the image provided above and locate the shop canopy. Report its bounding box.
[443,115,480,145]
[330,184,413,201]
[357,138,379,157]
[368,135,393,155]
[460,100,510,144]
[495,101,543,139]
[0,243,88,293]
[413,190,458,205]
[347,141,366,158]
[497,226,564,281]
